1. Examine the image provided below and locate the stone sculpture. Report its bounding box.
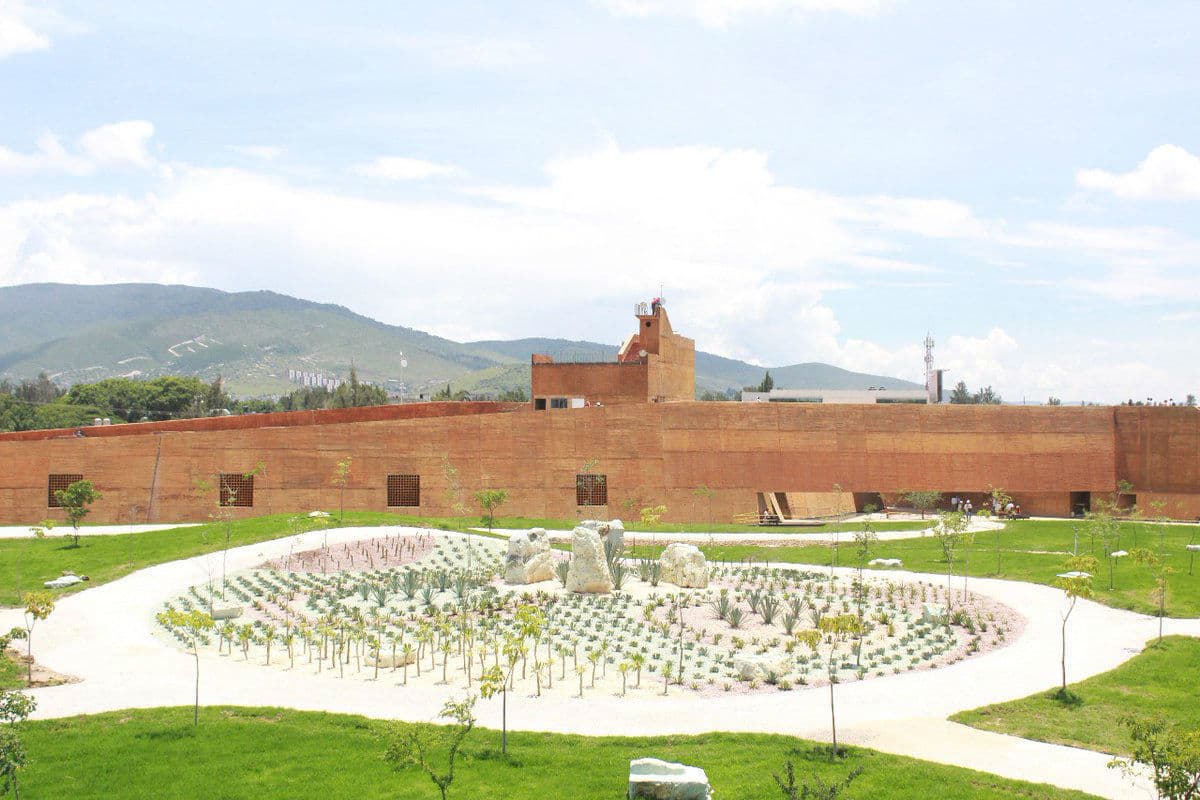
[566,526,613,593]
[505,528,556,585]
[659,542,709,588]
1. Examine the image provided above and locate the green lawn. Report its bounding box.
[951,635,1200,757]
[628,519,1200,617]
[0,649,23,690]
[0,512,922,608]
[14,706,1100,800]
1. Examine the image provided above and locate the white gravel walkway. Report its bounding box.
[3,524,1193,799]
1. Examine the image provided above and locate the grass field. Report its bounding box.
[14,706,1100,800]
[628,518,1200,617]
[0,649,23,690]
[950,635,1200,757]
[0,512,922,608]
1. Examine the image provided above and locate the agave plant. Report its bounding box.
[759,595,779,625]
[726,607,745,629]
[555,560,571,588]
[709,592,733,621]
[401,570,421,599]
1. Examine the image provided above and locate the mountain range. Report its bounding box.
[0,283,922,398]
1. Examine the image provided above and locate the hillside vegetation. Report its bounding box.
[0,283,920,398]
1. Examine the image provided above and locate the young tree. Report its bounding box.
[1087,509,1121,590]
[1054,554,1098,696]
[474,489,508,534]
[988,486,1013,574]
[1130,548,1173,643]
[20,593,54,686]
[798,614,863,760]
[773,760,863,800]
[54,480,101,548]
[331,456,352,523]
[852,517,878,663]
[0,689,36,799]
[757,371,775,393]
[639,505,667,527]
[903,490,942,519]
[691,485,715,525]
[155,608,215,726]
[932,511,970,607]
[1108,717,1200,800]
[385,695,477,800]
[479,605,543,756]
[948,381,974,404]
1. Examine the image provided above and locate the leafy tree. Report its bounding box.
[385,695,478,800]
[480,605,544,755]
[331,366,387,408]
[691,485,715,525]
[972,385,1002,404]
[331,456,352,523]
[756,371,775,393]
[1109,717,1200,800]
[903,490,941,519]
[798,614,862,760]
[474,489,508,533]
[1054,554,1098,695]
[948,380,974,404]
[156,609,215,726]
[639,505,667,527]
[53,479,102,547]
[0,689,36,799]
[20,592,54,687]
[496,386,529,402]
[1047,396,1062,406]
[1086,509,1121,590]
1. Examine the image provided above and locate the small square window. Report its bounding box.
[387,474,420,507]
[550,397,568,409]
[48,474,83,507]
[219,473,254,507]
[576,474,608,506]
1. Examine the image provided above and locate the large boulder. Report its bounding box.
[628,757,712,800]
[211,603,243,621]
[566,527,613,594]
[733,653,791,683]
[368,650,417,669]
[581,519,625,553]
[659,543,709,588]
[506,529,555,584]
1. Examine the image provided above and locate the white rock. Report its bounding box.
[43,575,83,589]
[505,529,555,584]
[869,558,903,567]
[920,602,946,625]
[733,653,791,683]
[628,758,712,800]
[1187,544,1200,552]
[1111,550,1129,558]
[308,510,330,518]
[368,650,417,668]
[566,527,613,594]
[211,603,243,621]
[659,543,709,588]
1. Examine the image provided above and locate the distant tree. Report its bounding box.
[385,695,478,800]
[1108,716,1200,800]
[474,489,508,533]
[1187,394,1197,408]
[948,381,974,404]
[1047,397,1062,406]
[497,386,529,402]
[54,479,101,547]
[972,386,1002,404]
[433,383,453,401]
[331,456,353,523]
[903,490,942,519]
[155,608,215,726]
[331,366,387,408]
[756,371,775,393]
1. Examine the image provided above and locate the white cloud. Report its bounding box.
[353,157,464,181]
[227,145,286,161]
[599,0,893,28]
[393,34,542,69]
[0,1,50,58]
[1,138,1196,401]
[1076,144,1200,201]
[0,120,158,176]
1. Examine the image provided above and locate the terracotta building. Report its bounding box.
[1,304,1198,524]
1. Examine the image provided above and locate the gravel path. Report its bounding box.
[3,524,1193,799]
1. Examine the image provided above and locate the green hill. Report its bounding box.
[0,283,921,398]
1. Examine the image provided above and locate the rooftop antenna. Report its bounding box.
[924,333,936,403]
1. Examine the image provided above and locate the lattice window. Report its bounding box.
[387,474,420,507]
[48,474,82,507]
[219,473,255,507]
[575,474,608,506]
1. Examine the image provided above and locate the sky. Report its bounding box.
[1,0,1198,402]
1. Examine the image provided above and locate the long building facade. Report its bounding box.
[1,306,1198,524]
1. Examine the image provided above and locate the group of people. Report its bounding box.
[949,495,1022,518]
